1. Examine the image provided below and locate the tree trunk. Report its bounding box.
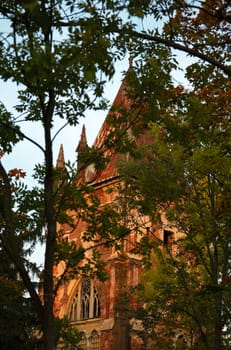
[214,290,222,350]
[42,91,57,350]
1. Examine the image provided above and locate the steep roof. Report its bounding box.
[93,74,131,150]
[76,63,152,186]
[90,75,131,185]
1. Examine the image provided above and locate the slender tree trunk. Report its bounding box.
[42,91,57,350]
[212,246,222,350]
[214,292,222,350]
[209,176,223,350]
[43,168,56,350]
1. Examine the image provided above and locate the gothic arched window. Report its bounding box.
[68,278,101,322]
[89,330,100,350]
[79,332,87,350]
[93,285,101,318]
[80,277,90,319]
[68,291,78,322]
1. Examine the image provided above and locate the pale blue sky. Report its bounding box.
[1,60,128,178]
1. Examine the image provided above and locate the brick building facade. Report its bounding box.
[54,73,178,350]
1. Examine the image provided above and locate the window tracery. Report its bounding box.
[89,330,100,350]
[80,278,91,319]
[68,278,101,322]
[68,291,78,322]
[79,332,87,350]
[93,285,101,318]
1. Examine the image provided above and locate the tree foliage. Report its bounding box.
[114,2,231,349]
[0,247,37,350]
[0,1,230,350]
[126,0,231,77]
[0,1,127,349]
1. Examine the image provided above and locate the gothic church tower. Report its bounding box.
[54,70,148,350]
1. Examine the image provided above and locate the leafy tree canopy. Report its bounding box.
[0,1,128,349]
[0,1,230,350]
[113,2,231,348]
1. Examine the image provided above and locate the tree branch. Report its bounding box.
[131,30,231,77]
[0,120,45,153]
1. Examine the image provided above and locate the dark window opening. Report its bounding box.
[163,230,173,246]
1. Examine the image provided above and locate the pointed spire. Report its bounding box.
[76,124,89,171]
[56,144,65,168]
[76,124,88,153]
[128,55,133,69]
